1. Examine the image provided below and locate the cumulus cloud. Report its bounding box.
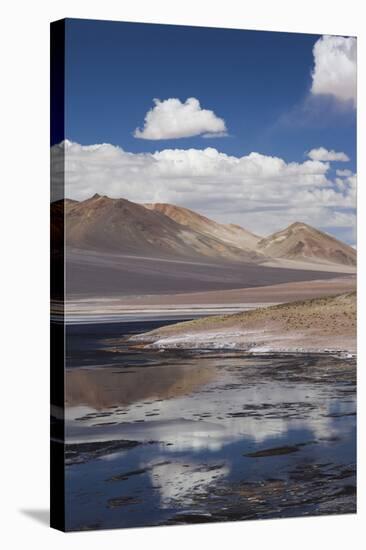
[336,169,353,177]
[51,140,356,242]
[134,97,227,139]
[311,35,357,107]
[307,147,350,162]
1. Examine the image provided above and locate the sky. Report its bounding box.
[55,18,357,243]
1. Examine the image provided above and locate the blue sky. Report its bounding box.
[57,18,357,242]
[64,19,355,167]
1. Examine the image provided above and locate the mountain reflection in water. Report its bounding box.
[66,362,216,409]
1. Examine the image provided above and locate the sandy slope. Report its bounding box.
[66,248,350,298]
[63,275,356,321]
[130,292,356,353]
[144,202,261,251]
[116,275,356,307]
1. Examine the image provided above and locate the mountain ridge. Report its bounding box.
[257,221,356,267]
[144,202,261,252]
[52,195,356,269]
[61,194,260,262]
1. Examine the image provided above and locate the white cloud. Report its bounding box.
[307,147,350,162]
[134,97,227,140]
[311,35,357,106]
[51,140,356,242]
[336,169,353,177]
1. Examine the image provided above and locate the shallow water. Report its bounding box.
[64,320,356,531]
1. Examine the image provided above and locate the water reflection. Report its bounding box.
[64,322,356,530]
[66,363,216,409]
[65,354,355,450]
[147,460,230,509]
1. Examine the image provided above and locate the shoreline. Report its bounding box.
[128,292,356,354]
[130,340,357,356]
[62,303,277,325]
[128,340,356,358]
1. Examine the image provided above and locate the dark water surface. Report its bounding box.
[64,320,356,531]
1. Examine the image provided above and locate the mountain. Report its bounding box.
[144,202,261,252]
[54,196,355,298]
[51,198,78,251]
[53,195,355,269]
[257,222,356,266]
[62,194,260,262]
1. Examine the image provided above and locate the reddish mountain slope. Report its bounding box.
[257,222,356,266]
[62,194,259,262]
[144,202,261,252]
